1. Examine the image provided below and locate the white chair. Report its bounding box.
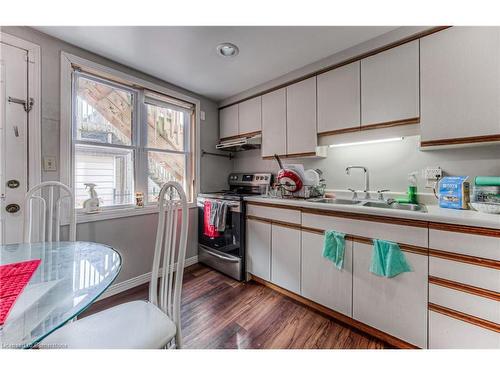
[42,182,189,349]
[24,181,76,243]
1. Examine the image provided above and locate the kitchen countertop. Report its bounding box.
[244,196,500,230]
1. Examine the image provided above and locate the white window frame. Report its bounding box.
[60,52,200,223]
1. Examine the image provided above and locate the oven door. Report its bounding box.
[197,197,243,259]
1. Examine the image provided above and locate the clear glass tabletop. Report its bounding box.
[0,241,121,349]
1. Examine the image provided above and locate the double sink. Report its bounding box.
[306,197,427,212]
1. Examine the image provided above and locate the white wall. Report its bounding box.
[232,136,500,202]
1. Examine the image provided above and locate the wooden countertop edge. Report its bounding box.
[250,274,420,349]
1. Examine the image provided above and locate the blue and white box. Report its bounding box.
[439,176,470,210]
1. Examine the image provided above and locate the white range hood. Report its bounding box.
[215,134,262,152]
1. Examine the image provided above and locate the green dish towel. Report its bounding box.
[370,239,412,278]
[322,230,346,270]
[474,176,500,186]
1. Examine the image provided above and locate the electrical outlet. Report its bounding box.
[423,166,442,188]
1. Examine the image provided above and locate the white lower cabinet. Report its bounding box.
[246,218,271,281]
[301,231,353,317]
[271,224,301,294]
[429,311,500,349]
[352,242,428,348]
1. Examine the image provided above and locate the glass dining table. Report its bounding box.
[0,241,121,349]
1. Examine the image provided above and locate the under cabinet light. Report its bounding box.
[329,137,404,148]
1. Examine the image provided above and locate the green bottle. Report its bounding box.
[397,172,418,204]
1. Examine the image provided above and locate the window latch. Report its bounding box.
[8,96,34,113]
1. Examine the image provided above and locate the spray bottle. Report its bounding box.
[83,183,101,213]
[396,171,418,204]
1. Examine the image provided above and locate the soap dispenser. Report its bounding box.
[83,183,101,213]
[397,171,418,204]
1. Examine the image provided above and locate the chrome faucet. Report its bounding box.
[346,166,371,199]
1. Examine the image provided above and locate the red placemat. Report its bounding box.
[0,259,41,325]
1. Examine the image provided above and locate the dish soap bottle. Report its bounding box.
[83,183,101,213]
[397,171,418,204]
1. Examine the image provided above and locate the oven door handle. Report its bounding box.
[200,246,240,263]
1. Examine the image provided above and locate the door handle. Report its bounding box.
[200,246,240,263]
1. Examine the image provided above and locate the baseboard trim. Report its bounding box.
[98,255,198,300]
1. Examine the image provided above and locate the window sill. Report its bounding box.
[76,202,197,224]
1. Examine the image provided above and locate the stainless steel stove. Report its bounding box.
[197,173,272,280]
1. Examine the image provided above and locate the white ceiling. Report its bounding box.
[35,26,397,101]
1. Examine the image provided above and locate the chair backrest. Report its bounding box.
[149,181,188,347]
[23,181,76,243]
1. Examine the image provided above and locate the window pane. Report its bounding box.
[76,76,133,146]
[75,144,134,208]
[147,151,185,202]
[146,103,185,151]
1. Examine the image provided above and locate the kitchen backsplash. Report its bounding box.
[232,135,500,196]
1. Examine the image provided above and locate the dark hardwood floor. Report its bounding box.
[82,264,389,349]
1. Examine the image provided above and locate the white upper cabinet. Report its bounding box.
[262,88,287,157]
[420,27,500,145]
[219,104,239,139]
[286,77,318,155]
[238,96,262,135]
[317,61,361,134]
[361,40,420,126]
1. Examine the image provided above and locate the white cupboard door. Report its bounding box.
[219,104,239,139]
[262,88,287,157]
[352,242,428,348]
[246,218,271,281]
[271,224,301,294]
[301,231,353,316]
[317,61,361,134]
[286,77,318,155]
[421,27,500,143]
[361,40,419,126]
[238,96,262,135]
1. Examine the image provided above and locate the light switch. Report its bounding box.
[200,110,206,121]
[43,156,57,171]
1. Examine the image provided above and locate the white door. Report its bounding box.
[0,42,30,244]
[286,77,317,155]
[246,218,271,281]
[271,223,301,294]
[301,231,353,317]
[352,242,428,348]
[261,88,287,157]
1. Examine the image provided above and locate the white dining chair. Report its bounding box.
[41,181,189,349]
[24,181,76,243]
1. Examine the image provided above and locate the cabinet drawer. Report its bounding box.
[429,229,500,260]
[302,212,427,247]
[247,204,301,224]
[429,310,500,349]
[429,256,500,292]
[429,283,500,324]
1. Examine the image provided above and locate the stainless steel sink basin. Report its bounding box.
[362,201,427,212]
[307,198,361,205]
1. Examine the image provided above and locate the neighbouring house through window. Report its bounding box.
[72,71,194,210]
